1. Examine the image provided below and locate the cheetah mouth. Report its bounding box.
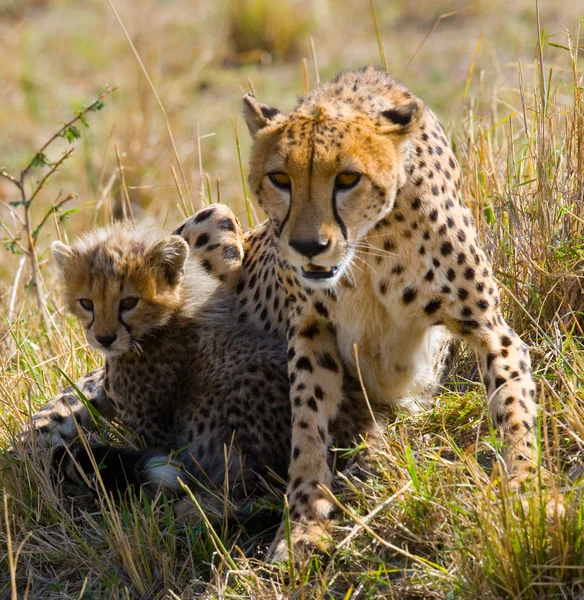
[301,264,339,280]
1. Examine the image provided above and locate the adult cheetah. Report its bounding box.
[181,66,539,558]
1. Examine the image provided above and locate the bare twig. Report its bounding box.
[0,88,113,332]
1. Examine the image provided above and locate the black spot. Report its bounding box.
[307,397,318,412]
[431,185,439,196]
[440,241,454,256]
[505,397,514,406]
[317,352,339,372]
[429,209,438,222]
[217,217,236,232]
[195,233,210,248]
[459,319,479,334]
[424,299,442,315]
[300,323,320,339]
[495,376,507,389]
[392,264,404,275]
[402,287,417,304]
[379,280,388,295]
[477,299,489,311]
[486,352,497,369]
[222,245,240,260]
[193,207,214,223]
[411,197,422,209]
[314,302,329,318]
[424,270,434,282]
[293,447,301,459]
[458,288,469,301]
[464,267,475,280]
[296,357,313,372]
[446,268,456,281]
[298,421,309,429]
[201,259,212,273]
[501,335,512,347]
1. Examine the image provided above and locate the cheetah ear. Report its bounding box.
[380,98,425,135]
[52,241,76,274]
[148,235,189,286]
[243,93,283,138]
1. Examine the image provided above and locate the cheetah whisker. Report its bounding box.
[350,242,397,259]
[352,253,379,276]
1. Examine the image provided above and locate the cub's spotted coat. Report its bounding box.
[21,214,374,519]
[27,223,291,512]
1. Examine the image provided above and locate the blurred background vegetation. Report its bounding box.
[0,0,582,315]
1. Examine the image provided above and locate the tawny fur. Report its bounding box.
[180,67,539,559]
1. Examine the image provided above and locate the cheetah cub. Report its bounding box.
[50,223,291,512]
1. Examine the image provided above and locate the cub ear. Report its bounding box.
[52,241,76,274]
[148,235,189,285]
[243,93,283,138]
[380,98,425,135]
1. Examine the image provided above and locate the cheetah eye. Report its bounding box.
[335,172,361,190]
[120,297,139,311]
[268,172,292,190]
[79,298,94,311]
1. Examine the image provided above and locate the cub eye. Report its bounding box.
[120,297,139,311]
[268,172,292,190]
[79,298,94,311]
[335,172,361,189]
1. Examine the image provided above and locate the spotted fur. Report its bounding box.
[178,67,539,558]
[25,223,292,511]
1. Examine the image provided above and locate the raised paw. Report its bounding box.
[174,204,245,292]
[269,517,334,563]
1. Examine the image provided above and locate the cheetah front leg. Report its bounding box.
[452,312,538,484]
[270,315,344,562]
[435,279,539,484]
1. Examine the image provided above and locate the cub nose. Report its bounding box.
[289,238,330,259]
[95,333,117,348]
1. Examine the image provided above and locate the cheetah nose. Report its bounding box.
[95,333,117,348]
[289,238,330,259]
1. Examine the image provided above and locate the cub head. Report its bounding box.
[243,69,424,289]
[52,225,189,357]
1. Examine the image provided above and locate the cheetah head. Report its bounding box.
[52,225,188,357]
[243,79,424,289]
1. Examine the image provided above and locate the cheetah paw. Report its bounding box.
[269,519,333,563]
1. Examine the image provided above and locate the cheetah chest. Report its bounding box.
[332,277,446,412]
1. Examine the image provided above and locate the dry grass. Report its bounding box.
[1,1,584,598]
